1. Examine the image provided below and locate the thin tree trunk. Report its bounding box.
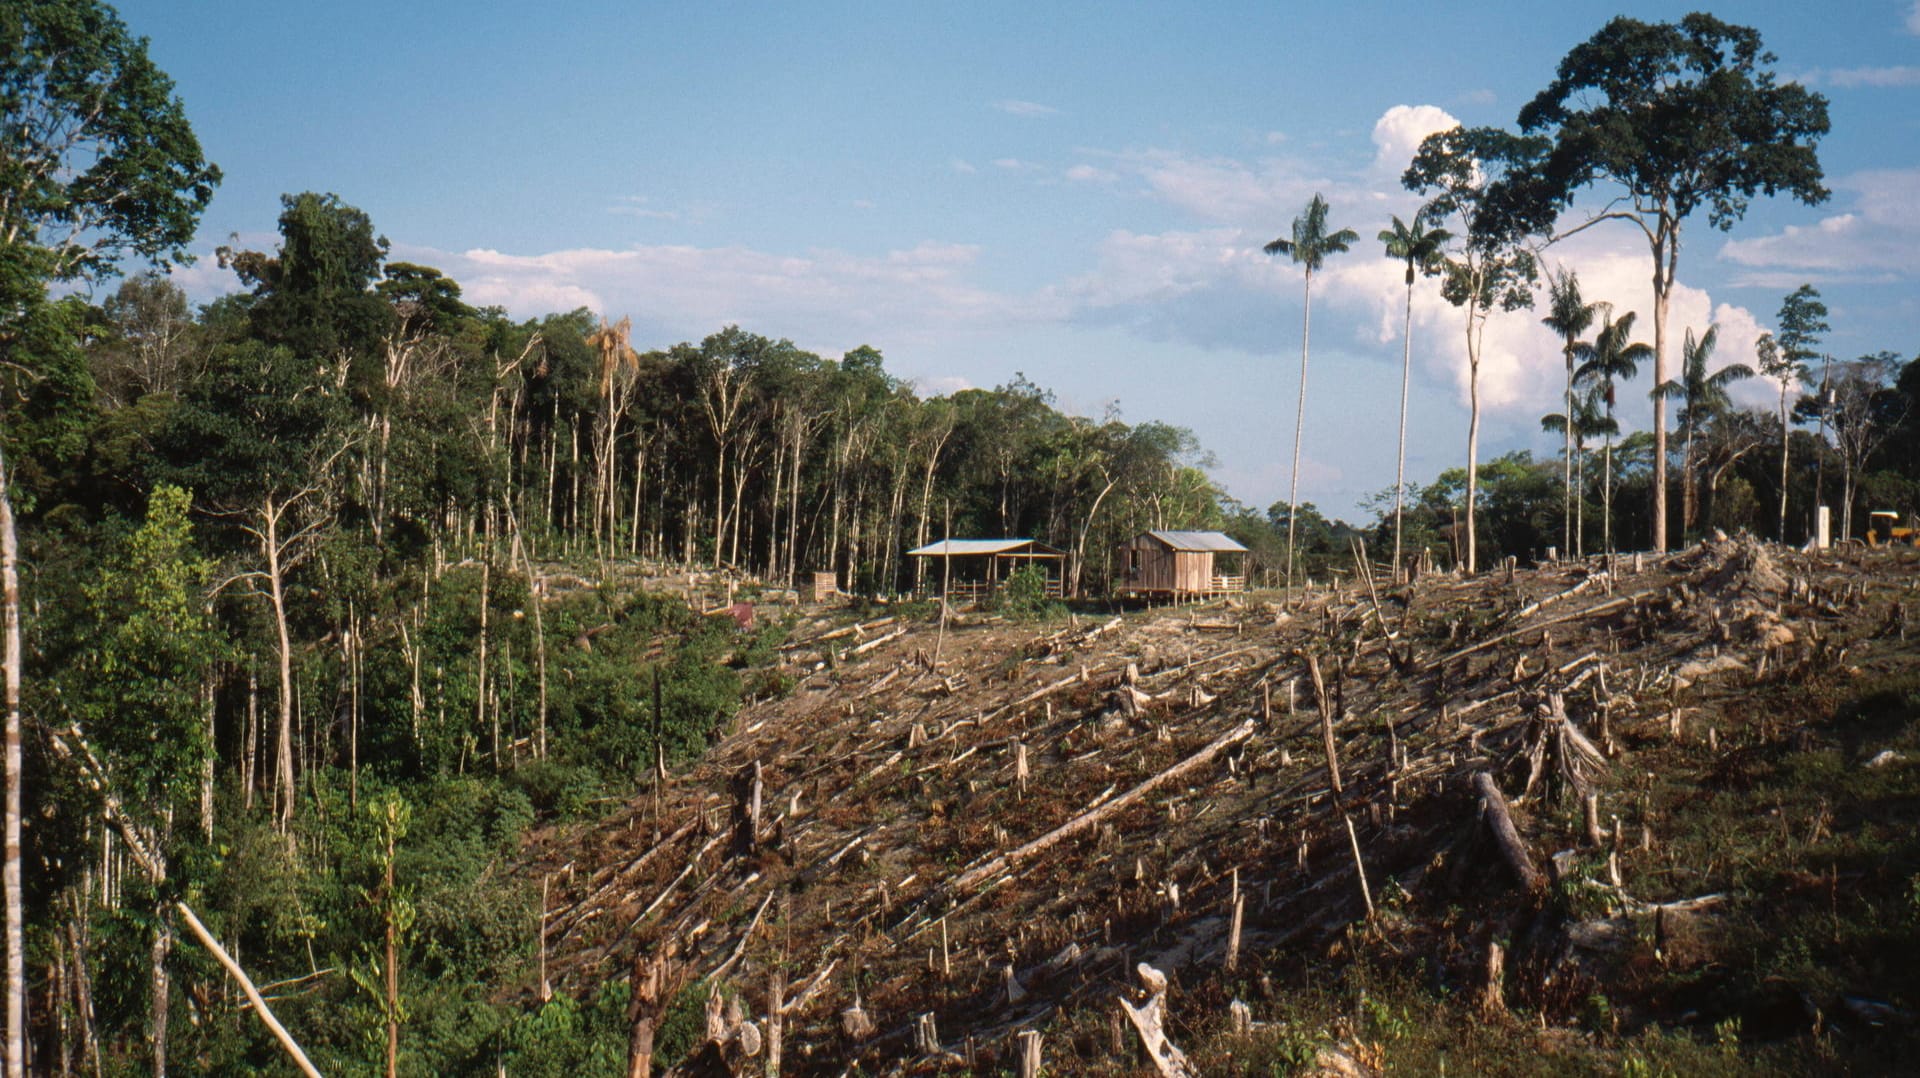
[264,500,297,833]
[1778,380,1792,543]
[1393,279,1414,578]
[1284,269,1313,595]
[1465,314,1482,576]
[1563,348,1575,557]
[149,913,171,1078]
[1,450,24,1078]
[1603,429,1615,554]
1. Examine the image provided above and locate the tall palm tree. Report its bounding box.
[1651,325,1753,540]
[1379,213,1449,581]
[1574,309,1653,553]
[1265,193,1357,594]
[1541,268,1600,559]
[1541,383,1614,557]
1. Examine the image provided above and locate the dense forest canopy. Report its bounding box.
[0,1,1915,1074]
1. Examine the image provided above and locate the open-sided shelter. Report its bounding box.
[907,538,1065,602]
[1114,530,1248,598]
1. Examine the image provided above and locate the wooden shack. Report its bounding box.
[906,538,1065,602]
[1114,530,1248,598]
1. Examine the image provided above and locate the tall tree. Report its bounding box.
[1378,213,1450,579]
[0,5,218,1069]
[1827,352,1906,540]
[1405,126,1542,574]
[1513,12,1830,552]
[1541,382,1614,557]
[1574,309,1651,553]
[1541,268,1599,558]
[1774,284,1829,532]
[1756,333,1800,542]
[1264,193,1357,593]
[1651,326,1753,538]
[0,0,219,320]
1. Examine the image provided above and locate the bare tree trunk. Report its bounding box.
[1778,381,1792,543]
[149,913,171,1078]
[1649,226,1675,553]
[1,451,24,1078]
[1394,279,1416,578]
[1283,269,1313,596]
[258,500,297,832]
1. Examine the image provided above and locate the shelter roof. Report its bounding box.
[906,538,1065,557]
[1141,530,1249,553]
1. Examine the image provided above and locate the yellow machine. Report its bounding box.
[1867,510,1919,548]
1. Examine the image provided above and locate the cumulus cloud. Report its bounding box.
[1719,168,1920,281]
[1370,104,1459,176]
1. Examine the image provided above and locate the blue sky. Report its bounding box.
[120,1,1920,520]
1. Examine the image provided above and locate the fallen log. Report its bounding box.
[947,718,1257,896]
[1473,772,1544,893]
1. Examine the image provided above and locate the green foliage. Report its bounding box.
[1514,13,1830,237]
[992,565,1064,621]
[0,0,220,297]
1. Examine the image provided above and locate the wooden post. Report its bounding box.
[1344,814,1374,919]
[1306,653,1342,796]
[1016,1029,1043,1078]
[764,971,784,1078]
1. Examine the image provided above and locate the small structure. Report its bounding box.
[809,571,839,603]
[1114,530,1249,599]
[906,538,1065,602]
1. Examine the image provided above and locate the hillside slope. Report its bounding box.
[527,539,1920,1075]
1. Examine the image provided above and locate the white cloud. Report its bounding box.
[409,239,1058,360]
[1823,65,1920,87]
[609,198,678,220]
[950,158,978,174]
[1370,104,1459,176]
[992,99,1060,117]
[1719,168,1920,281]
[1064,163,1115,183]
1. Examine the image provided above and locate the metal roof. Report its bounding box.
[906,538,1065,557]
[1144,530,1249,553]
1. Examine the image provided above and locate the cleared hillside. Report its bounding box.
[527,538,1920,1075]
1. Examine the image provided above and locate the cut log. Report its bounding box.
[1473,772,1544,893]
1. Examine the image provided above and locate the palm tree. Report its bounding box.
[1574,309,1653,553]
[1265,193,1357,595]
[1379,213,1450,581]
[1541,383,1614,557]
[1651,325,1753,540]
[1541,268,1600,559]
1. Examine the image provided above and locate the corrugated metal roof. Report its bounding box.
[1145,530,1249,553]
[906,538,1065,557]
